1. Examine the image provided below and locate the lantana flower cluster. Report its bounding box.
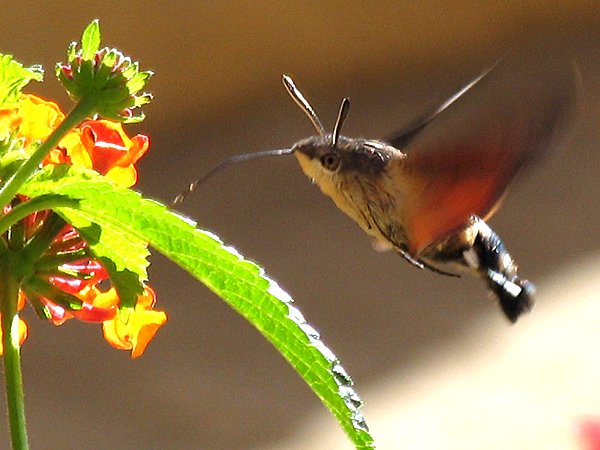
[0,93,166,358]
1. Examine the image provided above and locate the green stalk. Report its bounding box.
[0,96,96,212]
[0,97,92,447]
[0,195,79,236]
[0,254,28,450]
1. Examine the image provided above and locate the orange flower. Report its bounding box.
[53,120,149,187]
[41,284,119,326]
[18,219,166,355]
[3,94,149,189]
[0,293,28,356]
[1,93,162,356]
[102,286,167,358]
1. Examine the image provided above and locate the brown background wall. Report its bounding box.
[1,2,599,448]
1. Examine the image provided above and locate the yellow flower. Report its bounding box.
[17,94,65,146]
[102,286,166,358]
[0,108,20,140]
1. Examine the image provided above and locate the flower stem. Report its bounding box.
[0,255,29,450]
[0,195,79,236]
[0,96,96,212]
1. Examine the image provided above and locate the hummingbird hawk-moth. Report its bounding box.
[175,53,577,322]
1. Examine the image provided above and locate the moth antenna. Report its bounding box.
[332,97,350,147]
[282,75,326,137]
[172,148,293,206]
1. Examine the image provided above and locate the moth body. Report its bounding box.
[293,133,534,322]
[176,53,576,323]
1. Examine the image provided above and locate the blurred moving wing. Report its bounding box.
[392,49,578,255]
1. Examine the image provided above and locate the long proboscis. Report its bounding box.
[172,148,294,206]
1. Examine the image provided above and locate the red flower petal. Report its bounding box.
[580,418,600,450]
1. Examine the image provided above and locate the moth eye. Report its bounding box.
[320,152,340,171]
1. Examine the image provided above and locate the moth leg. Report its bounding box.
[364,203,460,277]
[395,246,460,277]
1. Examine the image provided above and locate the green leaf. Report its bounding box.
[21,165,149,309]
[81,20,101,61]
[21,165,375,448]
[0,54,44,106]
[66,41,77,62]
[126,71,152,93]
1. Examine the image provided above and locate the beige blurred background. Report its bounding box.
[1,2,599,449]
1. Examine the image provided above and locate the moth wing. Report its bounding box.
[387,63,496,150]
[394,50,578,255]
